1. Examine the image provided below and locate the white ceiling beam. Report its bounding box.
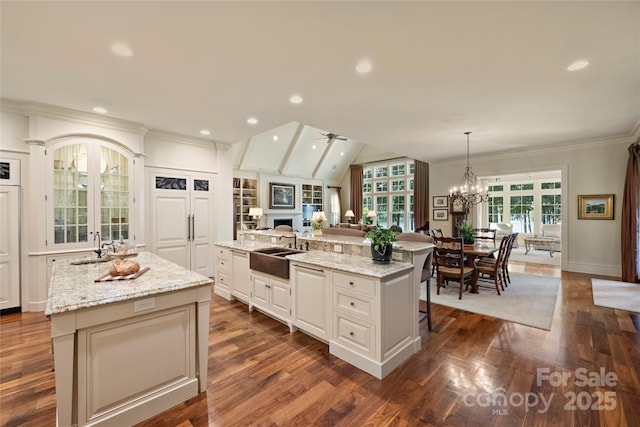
[278,123,305,175]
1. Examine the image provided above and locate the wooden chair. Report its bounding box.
[501,232,519,286]
[396,232,434,329]
[434,236,475,300]
[474,228,496,243]
[274,225,294,232]
[474,235,510,295]
[431,229,444,238]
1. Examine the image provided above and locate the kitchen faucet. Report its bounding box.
[93,231,102,258]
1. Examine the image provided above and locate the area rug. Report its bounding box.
[591,279,640,313]
[426,272,560,330]
[508,246,561,267]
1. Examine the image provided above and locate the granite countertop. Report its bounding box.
[45,252,213,316]
[215,240,286,251]
[286,251,413,279]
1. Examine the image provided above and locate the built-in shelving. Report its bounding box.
[301,184,323,226]
[234,177,259,230]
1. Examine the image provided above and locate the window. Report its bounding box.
[391,163,405,176]
[510,183,534,191]
[510,195,534,233]
[541,194,561,224]
[541,181,561,190]
[362,159,414,231]
[488,196,504,224]
[375,166,388,178]
[489,184,503,192]
[391,195,405,227]
[374,181,388,192]
[391,179,405,192]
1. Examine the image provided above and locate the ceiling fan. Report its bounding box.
[319,132,348,143]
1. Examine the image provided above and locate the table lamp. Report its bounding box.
[367,210,377,225]
[345,209,355,224]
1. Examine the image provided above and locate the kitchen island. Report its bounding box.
[45,252,213,427]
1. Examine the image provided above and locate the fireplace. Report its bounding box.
[273,218,293,228]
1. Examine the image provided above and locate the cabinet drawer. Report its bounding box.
[216,257,231,273]
[216,271,231,288]
[334,314,375,356]
[333,272,375,296]
[333,289,373,320]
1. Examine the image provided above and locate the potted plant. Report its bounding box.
[366,228,400,263]
[458,220,475,244]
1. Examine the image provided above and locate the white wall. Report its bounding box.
[429,138,631,277]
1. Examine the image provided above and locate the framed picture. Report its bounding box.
[269,183,295,209]
[578,194,614,220]
[433,195,449,208]
[433,208,449,221]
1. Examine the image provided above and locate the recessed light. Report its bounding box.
[340,152,344,156]
[289,95,303,104]
[312,144,317,150]
[567,60,589,71]
[356,60,372,74]
[273,135,279,141]
[92,106,108,114]
[247,117,258,125]
[200,129,211,136]
[111,43,133,57]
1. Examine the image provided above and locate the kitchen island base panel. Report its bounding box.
[50,284,211,427]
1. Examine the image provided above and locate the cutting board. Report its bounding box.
[95,266,150,282]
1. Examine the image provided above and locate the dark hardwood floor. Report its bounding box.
[1,262,639,426]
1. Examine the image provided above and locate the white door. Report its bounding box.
[191,191,213,277]
[0,186,20,310]
[152,192,190,270]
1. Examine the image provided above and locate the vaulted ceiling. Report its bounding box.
[2,1,638,182]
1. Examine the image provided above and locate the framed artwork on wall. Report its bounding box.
[432,195,449,208]
[433,209,449,221]
[578,194,614,219]
[270,183,295,209]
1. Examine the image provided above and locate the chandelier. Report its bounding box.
[449,131,489,213]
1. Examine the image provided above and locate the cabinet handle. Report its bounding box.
[350,302,355,306]
[349,332,354,336]
[349,281,354,286]
[292,264,324,273]
[191,214,195,241]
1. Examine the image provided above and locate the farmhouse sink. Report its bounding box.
[249,247,302,280]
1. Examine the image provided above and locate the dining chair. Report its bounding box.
[474,235,510,295]
[474,228,496,243]
[431,229,444,238]
[434,236,475,300]
[396,232,433,329]
[501,232,519,286]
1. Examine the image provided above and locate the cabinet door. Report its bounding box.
[269,278,290,319]
[49,140,133,249]
[231,251,250,302]
[152,192,190,270]
[0,186,20,309]
[292,264,329,340]
[190,179,213,277]
[251,274,269,310]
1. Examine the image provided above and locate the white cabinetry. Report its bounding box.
[48,139,134,250]
[214,246,232,300]
[249,272,293,331]
[0,185,20,310]
[329,269,415,379]
[231,249,249,302]
[149,171,214,277]
[291,262,330,341]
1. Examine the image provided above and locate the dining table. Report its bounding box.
[463,241,498,266]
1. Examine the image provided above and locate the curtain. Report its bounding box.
[350,165,363,223]
[621,139,640,282]
[414,160,429,231]
[327,187,341,225]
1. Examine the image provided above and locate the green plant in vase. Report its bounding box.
[458,220,475,244]
[366,228,400,263]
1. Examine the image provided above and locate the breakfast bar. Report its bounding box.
[45,252,213,427]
